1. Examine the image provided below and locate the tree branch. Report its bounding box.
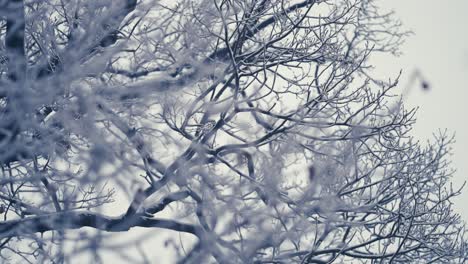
[145,190,191,215]
[5,0,26,81]
[0,211,201,239]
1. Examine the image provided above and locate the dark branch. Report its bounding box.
[206,0,317,62]
[0,211,201,239]
[145,190,191,215]
[5,0,26,81]
[0,0,27,165]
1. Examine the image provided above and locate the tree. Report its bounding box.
[0,0,466,263]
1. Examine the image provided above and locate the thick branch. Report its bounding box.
[5,0,26,81]
[145,190,191,215]
[0,1,27,166]
[0,211,201,239]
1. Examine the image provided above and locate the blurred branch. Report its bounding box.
[0,211,202,238]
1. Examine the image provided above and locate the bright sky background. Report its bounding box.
[376,0,468,222]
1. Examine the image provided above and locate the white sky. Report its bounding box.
[375,0,468,222]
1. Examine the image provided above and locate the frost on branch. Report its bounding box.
[0,0,466,263]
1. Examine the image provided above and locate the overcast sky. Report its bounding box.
[375,0,468,222]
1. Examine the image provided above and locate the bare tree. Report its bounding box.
[0,0,466,263]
